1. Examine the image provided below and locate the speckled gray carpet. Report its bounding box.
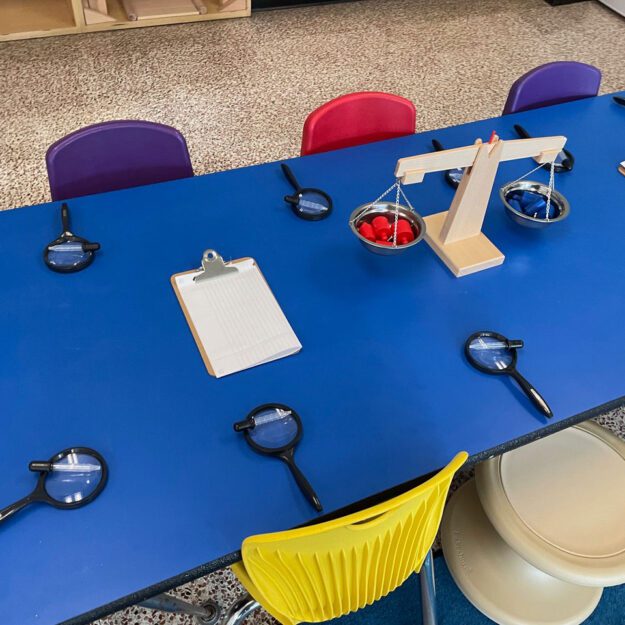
[1,0,624,622]
[2,0,625,210]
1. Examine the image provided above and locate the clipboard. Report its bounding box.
[171,250,302,378]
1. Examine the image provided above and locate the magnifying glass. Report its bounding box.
[234,404,323,512]
[0,447,108,524]
[513,125,574,173]
[44,203,101,273]
[281,164,333,221]
[465,331,553,418]
[431,139,464,189]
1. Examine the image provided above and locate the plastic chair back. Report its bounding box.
[502,61,601,115]
[46,120,194,201]
[300,92,416,156]
[232,451,467,625]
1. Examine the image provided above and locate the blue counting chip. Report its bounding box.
[517,190,543,208]
[506,190,557,219]
[522,196,547,215]
[507,190,525,200]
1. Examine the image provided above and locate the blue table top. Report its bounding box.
[2,93,625,625]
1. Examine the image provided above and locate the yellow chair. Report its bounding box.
[223,452,468,625]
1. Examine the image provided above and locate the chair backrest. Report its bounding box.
[238,451,467,624]
[502,61,601,115]
[46,120,194,201]
[300,92,416,156]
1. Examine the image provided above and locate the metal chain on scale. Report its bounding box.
[507,159,557,221]
[355,178,419,246]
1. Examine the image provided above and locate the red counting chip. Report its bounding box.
[358,222,376,242]
[396,219,415,245]
[371,215,391,240]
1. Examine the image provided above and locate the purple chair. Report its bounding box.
[46,120,194,201]
[502,61,601,115]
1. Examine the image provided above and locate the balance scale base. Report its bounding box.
[423,211,505,277]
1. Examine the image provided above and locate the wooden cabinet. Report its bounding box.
[0,0,250,42]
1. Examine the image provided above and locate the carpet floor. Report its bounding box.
[0,1,624,623]
[2,0,625,211]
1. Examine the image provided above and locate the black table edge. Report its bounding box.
[59,394,625,625]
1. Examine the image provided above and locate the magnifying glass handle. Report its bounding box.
[61,203,71,233]
[29,461,52,472]
[514,124,531,140]
[281,164,302,193]
[511,370,553,418]
[0,494,35,524]
[281,455,323,512]
[234,417,255,432]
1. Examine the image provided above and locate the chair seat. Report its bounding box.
[476,421,625,587]
[441,480,603,625]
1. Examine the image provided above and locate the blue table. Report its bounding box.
[1,93,624,625]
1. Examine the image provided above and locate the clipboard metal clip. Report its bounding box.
[194,249,238,283]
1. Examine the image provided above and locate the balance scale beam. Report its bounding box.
[394,137,566,184]
[394,135,567,277]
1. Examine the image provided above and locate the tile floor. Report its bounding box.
[1,0,624,622]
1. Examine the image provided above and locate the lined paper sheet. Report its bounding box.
[172,259,301,378]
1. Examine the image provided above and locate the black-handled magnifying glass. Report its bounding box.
[44,203,101,273]
[234,403,323,512]
[281,164,333,221]
[465,331,553,418]
[513,125,574,173]
[0,447,108,524]
[431,139,464,189]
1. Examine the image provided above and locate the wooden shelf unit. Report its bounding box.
[0,0,249,42]
[0,0,78,40]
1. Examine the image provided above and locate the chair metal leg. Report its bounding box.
[420,550,438,625]
[222,593,261,625]
[139,592,221,625]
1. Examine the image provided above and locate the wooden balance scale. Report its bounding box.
[394,134,567,277]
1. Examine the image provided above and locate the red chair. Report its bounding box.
[300,92,416,156]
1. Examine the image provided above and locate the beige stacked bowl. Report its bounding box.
[441,421,625,625]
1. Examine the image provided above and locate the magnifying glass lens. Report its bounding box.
[46,241,92,271]
[248,408,299,449]
[297,191,331,217]
[44,452,103,504]
[449,169,463,185]
[468,335,513,370]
